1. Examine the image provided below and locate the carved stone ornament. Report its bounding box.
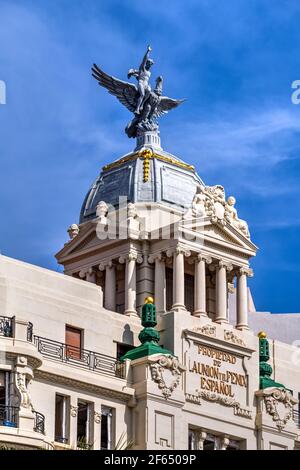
[193,325,216,337]
[199,390,240,408]
[70,405,78,418]
[263,388,298,431]
[15,372,32,409]
[224,330,246,347]
[150,355,185,400]
[67,224,79,240]
[187,185,250,238]
[94,411,102,424]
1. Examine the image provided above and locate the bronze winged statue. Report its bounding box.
[91,46,184,138]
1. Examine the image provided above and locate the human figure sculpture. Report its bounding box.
[192,185,206,216]
[226,196,250,238]
[92,47,184,138]
[128,45,153,115]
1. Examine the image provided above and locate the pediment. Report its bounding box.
[55,222,99,261]
[179,217,257,255]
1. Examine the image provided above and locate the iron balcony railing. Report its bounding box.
[33,411,45,434]
[0,405,19,428]
[0,316,13,338]
[27,322,33,342]
[34,336,125,378]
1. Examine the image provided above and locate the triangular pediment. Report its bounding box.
[55,222,98,261]
[179,217,257,256]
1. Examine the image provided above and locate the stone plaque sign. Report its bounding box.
[185,340,250,413]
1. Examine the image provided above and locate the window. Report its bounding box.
[65,325,82,359]
[101,406,114,449]
[55,394,69,444]
[77,401,93,449]
[203,435,219,450]
[226,439,240,451]
[0,372,16,427]
[117,343,134,360]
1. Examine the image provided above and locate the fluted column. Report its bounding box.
[172,247,190,311]
[121,251,142,317]
[215,261,232,323]
[193,255,212,317]
[105,262,116,311]
[148,253,166,314]
[155,254,166,314]
[236,267,253,330]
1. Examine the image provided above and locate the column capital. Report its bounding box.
[79,267,96,279]
[148,252,164,264]
[98,260,116,271]
[238,266,254,277]
[119,252,143,264]
[175,245,191,257]
[219,260,233,272]
[196,254,212,264]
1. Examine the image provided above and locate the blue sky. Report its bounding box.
[1,0,300,313]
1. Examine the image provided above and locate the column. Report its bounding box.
[172,247,186,311]
[124,251,138,317]
[79,267,96,283]
[154,254,166,314]
[236,267,253,330]
[193,255,212,317]
[196,430,207,450]
[105,262,116,311]
[215,261,232,323]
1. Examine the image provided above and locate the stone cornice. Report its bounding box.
[35,369,135,403]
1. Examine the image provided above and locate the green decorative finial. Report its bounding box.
[120,297,173,362]
[258,332,285,389]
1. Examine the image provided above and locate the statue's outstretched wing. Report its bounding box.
[154,96,185,118]
[92,64,138,113]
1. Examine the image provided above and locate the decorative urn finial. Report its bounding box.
[120,298,173,362]
[258,332,285,390]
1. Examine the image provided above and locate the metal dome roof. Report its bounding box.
[79,148,204,224]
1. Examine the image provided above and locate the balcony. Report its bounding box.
[0,316,13,338]
[33,411,45,434]
[0,315,34,342]
[0,405,19,428]
[34,336,125,378]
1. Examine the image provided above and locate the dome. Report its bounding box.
[79,147,204,224]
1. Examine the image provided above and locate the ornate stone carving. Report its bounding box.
[193,325,216,337]
[224,330,246,347]
[234,406,252,419]
[70,405,78,418]
[96,201,108,224]
[225,196,250,239]
[191,185,206,217]
[94,411,102,424]
[15,372,31,409]
[199,390,240,408]
[263,388,298,431]
[187,185,251,239]
[67,224,79,240]
[204,185,226,224]
[127,203,140,239]
[239,267,254,277]
[219,260,233,271]
[150,355,184,400]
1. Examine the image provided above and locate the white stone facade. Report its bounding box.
[0,149,300,451]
